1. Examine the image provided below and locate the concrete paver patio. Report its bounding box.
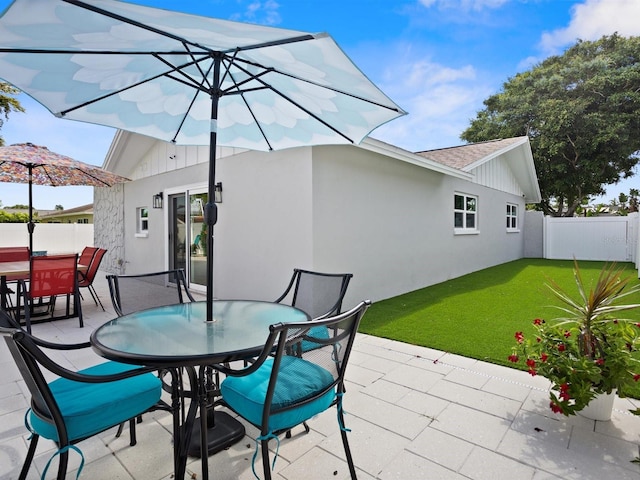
[1,272,640,479]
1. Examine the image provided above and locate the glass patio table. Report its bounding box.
[90,300,309,480]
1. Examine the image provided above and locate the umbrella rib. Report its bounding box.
[59,55,211,117]
[155,53,214,93]
[62,0,216,54]
[228,59,355,143]
[222,59,273,151]
[230,53,405,113]
[63,0,317,56]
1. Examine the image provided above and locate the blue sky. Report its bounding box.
[0,0,639,209]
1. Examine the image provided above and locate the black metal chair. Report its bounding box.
[106,268,195,316]
[275,268,353,320]
[0,307,164,480]
[218,300,370,480]
[274,268,353,435]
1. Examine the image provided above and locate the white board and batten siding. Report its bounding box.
[471,156,525,197]
[544,214,638,263]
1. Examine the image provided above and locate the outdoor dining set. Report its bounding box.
[0,254,370,480]
[0,0,401,478]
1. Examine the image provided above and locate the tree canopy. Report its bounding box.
[461,34,640,216]
[0,82,24,146]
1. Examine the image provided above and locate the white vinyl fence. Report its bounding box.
[0,223,93,254]
[542,213,638,264]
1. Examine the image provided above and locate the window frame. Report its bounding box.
[135,207,149,237]
[506,203,519,232]
[454,192,479,234]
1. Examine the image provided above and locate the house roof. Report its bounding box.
[103,131,540,203]
[415,137,525,169]
[39,203,93,219]
[414,137,541,202]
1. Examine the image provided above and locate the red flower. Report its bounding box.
[563,330,571,338]
[560,390,571,401]
[559,383,569,392]
[533,318,544,325]
[634,374,640,382]
[549,401,563,414]
[595,358,605,366]
[526,358,536,368]
[515,331,524,343]
[540,353,548,362]
[558,343,566,352]
[508,354,519,363]
[536,337,542,343]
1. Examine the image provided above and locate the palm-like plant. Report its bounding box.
[510,260,640,416]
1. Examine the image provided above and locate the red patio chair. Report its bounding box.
[16,254,83,333]
[77,246,98,269]
[0,246,30,310]
[78,247,107,311]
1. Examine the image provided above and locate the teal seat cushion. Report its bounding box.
[299,326,330,353]
[221,355,335,432]
[30,361,162,442]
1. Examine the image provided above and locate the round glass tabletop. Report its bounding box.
[91,300,309,366]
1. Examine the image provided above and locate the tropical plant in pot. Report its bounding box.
[509,260,640,416]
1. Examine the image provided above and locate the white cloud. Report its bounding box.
[371,49,494,151]
[234,0,282,26]
[540,0,640,54]
[418,0,509,11]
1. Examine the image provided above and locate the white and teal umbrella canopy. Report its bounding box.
[0,0,405,150]
[0,0,406,319]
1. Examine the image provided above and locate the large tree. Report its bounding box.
[461,34,640,216]
[0,82,23,146]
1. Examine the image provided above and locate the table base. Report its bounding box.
[187,410,246,458]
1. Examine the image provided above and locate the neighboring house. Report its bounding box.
[95,132,540,307]
[39,204,94,224]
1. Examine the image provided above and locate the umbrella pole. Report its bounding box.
[27,164,34,254]
[205,55,222,323]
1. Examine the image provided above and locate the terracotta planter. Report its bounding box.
[578,391,616,421]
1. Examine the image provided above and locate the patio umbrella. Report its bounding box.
[0,0,407,320]
[0,142,130,252]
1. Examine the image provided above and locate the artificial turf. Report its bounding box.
[360,258,640,371]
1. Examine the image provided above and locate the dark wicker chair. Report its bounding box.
[218,301,370,480]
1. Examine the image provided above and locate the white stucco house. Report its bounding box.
[95,133,540,308]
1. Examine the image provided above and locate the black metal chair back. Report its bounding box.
[106,268,195,316]
[275,268,353,319]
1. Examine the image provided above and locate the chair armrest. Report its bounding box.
[13,331,158,383]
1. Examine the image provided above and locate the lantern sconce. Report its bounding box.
[214,182,223,203]
[152,192,163,209]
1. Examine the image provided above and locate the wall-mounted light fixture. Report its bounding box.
[152,192,163,209]
[214,182,223,203]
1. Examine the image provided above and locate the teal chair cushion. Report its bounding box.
[221,355,335,432]
[30,361,162,442]
[299,326,330,353]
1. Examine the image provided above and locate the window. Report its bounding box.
[136,207,149,237]
[506,203,518,231]
[454,193,478,233]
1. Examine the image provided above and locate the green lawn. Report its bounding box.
[360,258,640,370]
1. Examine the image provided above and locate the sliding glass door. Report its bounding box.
[168,188,208,292]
